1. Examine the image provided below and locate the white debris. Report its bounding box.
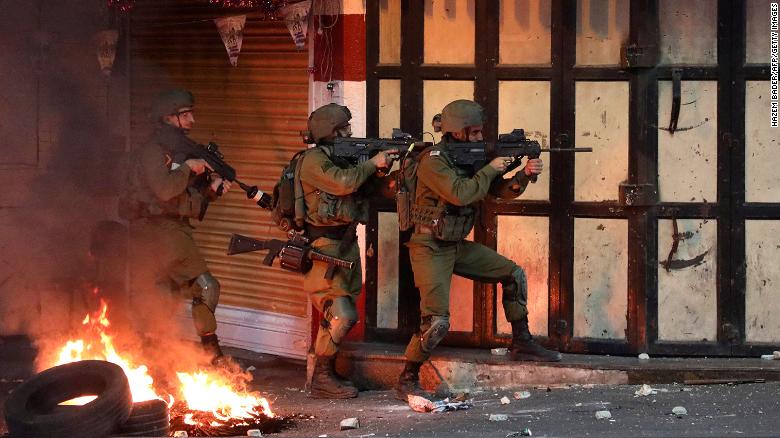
[775,351,780,359]
[761,354,776,360]
[491,347,509,356]
[489,414,509,421]
[246,366,257,372]
[595,410,612,420]
[501,396,511,405]
[247,430,262,437]
[173,432,188,438]
[635,384,656,396]
[318,435,328,438]
[340,418,360,430]
[638,353,650,360]
[672,406,688,418]
[514,391,531,400]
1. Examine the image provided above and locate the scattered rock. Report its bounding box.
[635,384,656,396]
[340,418,360,430]
[489,414,509,421]
[173,432,188,437]
[514,391,531,400]
[246,430,262,436]
[506,429,533,437]
[246,366,257,372]
[408,395,435,413]
[595,410,612,420]
[491,347,509,356]
[501,396,511,405]
[453,392,469,402]
[672,406,687,418]
[638,353,650,360]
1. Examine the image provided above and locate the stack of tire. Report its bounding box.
[4,360,169,438]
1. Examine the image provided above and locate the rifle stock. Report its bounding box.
[226,232,354,278]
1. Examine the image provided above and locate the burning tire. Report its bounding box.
[4,360,133,438]
[113,399,170,437]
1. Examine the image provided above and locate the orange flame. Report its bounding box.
[49,296,274,425]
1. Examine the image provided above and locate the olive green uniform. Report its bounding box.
[404,141,533,363]
[122,124,219,336]
[299,146,378,357]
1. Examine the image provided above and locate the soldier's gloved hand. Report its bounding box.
[370,149,399,169]
[523,158,544,176]
[184,158,213,175]
[489,157,512,172]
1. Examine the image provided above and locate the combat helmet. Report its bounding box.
[305,103,352,143]
[440,100,484,134]
[150,89,194,121]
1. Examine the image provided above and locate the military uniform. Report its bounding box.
[395,99,560,401]
[122,89,225,360]
[298,103,395,399]
[403,142,532,363]
[298,146,376,357]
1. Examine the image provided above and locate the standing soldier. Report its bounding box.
[299,103,396,399]
[121,89,231,364]
[395,99,561,401]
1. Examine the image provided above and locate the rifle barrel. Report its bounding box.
[539,147,593,152]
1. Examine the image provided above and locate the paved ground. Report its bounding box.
[2,337,780,437]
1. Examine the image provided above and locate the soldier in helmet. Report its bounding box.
[121,88,231,364]
[299,103,397,399]
[394,99,561,401]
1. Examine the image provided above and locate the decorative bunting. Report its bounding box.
[107,0,135,12]
[280,0,310,50]
[94,29,119,76]
[214,15,246,67]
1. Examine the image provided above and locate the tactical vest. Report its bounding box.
[410,143,476,241]
[300,146,368,227]
[119,126,210,221]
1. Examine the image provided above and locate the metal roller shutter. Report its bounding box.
[130,1,308,318]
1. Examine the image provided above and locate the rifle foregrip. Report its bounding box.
[262,251,277,266]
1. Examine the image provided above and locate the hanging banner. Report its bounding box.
[94,29,119,76]
[280,0,310,50]
[214,15,246,67]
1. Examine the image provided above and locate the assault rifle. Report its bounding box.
[177,141,273,210]
[331,129,428,166]
[227,231,354,280]
[446,129,592,181]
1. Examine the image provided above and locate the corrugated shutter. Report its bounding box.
[130,1,308,317]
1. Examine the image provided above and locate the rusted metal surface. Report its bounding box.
[657,219,717,342]
[745,220,780,343]
[573,218,628,340]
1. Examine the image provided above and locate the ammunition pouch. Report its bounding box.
[279,243,313,273]
[315,191,364,224]
[411,204,474,241]
[396,190,413,232]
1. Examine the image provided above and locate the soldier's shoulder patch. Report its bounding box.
[320,161,335,172]
[429,150,441,157]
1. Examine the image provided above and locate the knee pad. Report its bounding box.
[322,296,358,346]
[419,315,450,353]
[501,267,528,306]
[193,272,220,312]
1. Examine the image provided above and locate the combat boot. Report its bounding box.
[394,361,431,401]
[200,333,226,365]
[510,318,562,362]
[310,355,358,399]
[326,355,356,388]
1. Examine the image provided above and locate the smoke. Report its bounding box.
[0,0,198,368]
